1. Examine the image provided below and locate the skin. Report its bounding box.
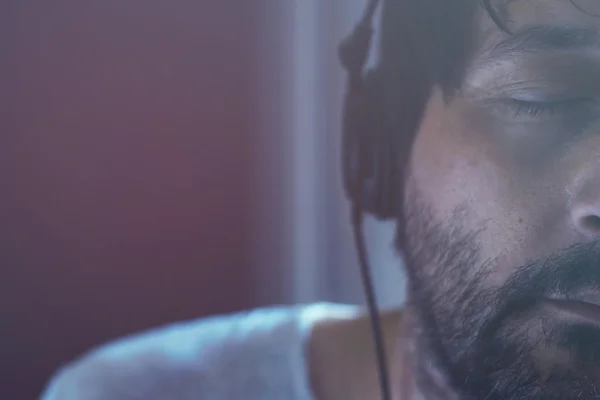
[315,1,600,399]
[411,0,600,301]
[309,310,402,400]
[409,0,600,398]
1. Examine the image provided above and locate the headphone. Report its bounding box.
[339,1,394,399]
[340,0,399,221]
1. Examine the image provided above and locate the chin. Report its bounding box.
[461,306,600,400]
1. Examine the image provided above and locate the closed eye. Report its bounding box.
[509,98,597,117]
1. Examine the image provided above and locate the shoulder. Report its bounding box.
[308,308,403,400]
[40,303,360,400]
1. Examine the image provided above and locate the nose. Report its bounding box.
[571,184,600,237]
[567,135,600,238]
[572,206,600,236]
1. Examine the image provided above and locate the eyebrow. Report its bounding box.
[486,25,600,60]
[465,26,600,94]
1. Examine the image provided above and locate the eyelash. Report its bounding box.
[510,98,596,117]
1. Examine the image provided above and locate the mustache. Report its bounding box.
[480,241,600,336]
[503,241,600,302]
[463,241,600,398]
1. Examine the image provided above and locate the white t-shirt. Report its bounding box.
[40,303,360,400]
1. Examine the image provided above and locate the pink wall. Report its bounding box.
[3,1,263,398]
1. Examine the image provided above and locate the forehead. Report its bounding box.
[505,0,600,27]
[462,0,600,94]
[477,0,600,48]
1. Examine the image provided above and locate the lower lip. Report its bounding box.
[544,298,600,324]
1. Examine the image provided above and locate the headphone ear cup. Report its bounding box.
[341,71,372,210]
[342,67,398,220]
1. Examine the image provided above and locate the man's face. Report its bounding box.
[402,1,600,398]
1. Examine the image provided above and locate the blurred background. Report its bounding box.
[2,1,405,398]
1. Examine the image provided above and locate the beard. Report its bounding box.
[399,177,600,400]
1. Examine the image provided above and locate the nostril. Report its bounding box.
[581,215,600,232]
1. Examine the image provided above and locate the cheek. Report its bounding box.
[409,99,516,236]
[407,93,489,221]
[408,98,570,284]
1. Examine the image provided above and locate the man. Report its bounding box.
[41,0,600,398]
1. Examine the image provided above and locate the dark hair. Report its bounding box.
[375,0,509,142]
[379,0,594,102]
[379,1,480,95]
[373,1,478,148]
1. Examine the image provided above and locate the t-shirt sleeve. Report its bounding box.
[39,303,360,400]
